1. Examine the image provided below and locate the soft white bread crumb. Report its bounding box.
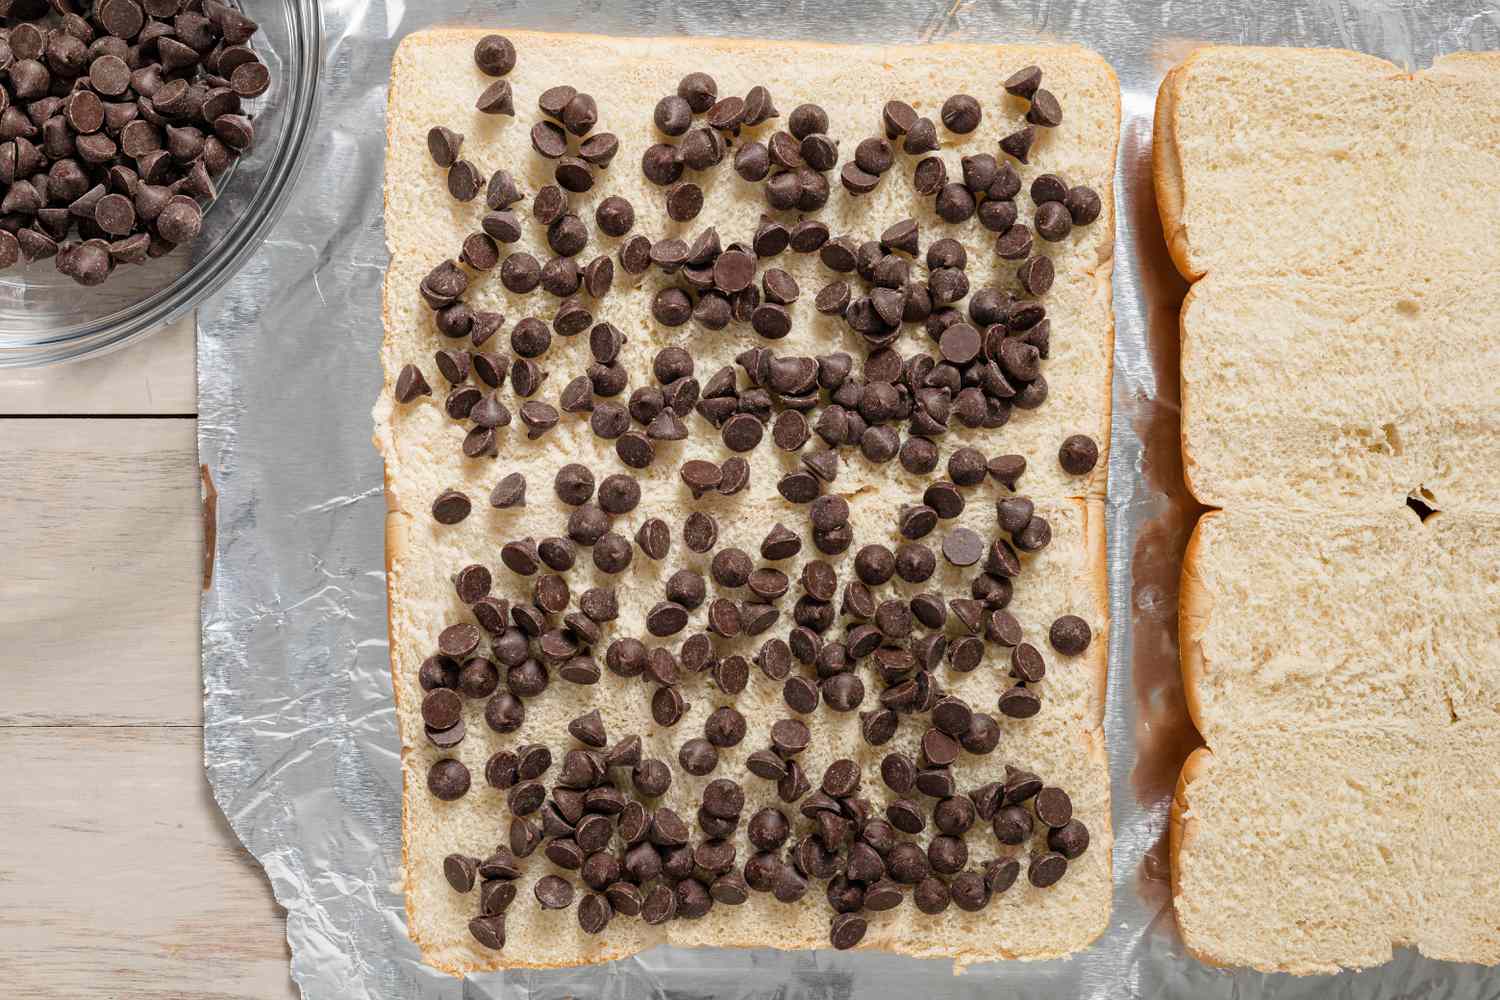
[1160,45,1500,975]
[1157,47,1500,515]
[379,30,1120,974]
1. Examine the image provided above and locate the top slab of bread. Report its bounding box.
[1159,46,1500,974]
[378,30,1119,975]
[1157,46,1500,516]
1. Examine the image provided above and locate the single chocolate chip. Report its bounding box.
[1014,519,1053,567]
[677,71,718,112]
[999,125,1035,163]
[1029,850,1068,888]
[680,127,723,170]
[998,684,1041,719]
[1035,200,1072,242]
[903,115,938,154]
[1049,819,1091,859]
[427,758,470,800]
[682,512,718,554]
[941,528,984,567]
[613,431,654,469]
[935,183,976,223]
[733,140,771,181]
[641,142,683,186]
[678,736,719,776]
[431,489,471,524]
[653,93,693,135]
[394,365,432,403]
[778,471,821,504]
[1059,433,1099,475]
[666,181,703,222]
[1049,614,1092,656]
[829,912,866,950]
[941,94,981,133]
[554,463,594,506]
[1027,89,1063,127]
[1065,184,1102,225]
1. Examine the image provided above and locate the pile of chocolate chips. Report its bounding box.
[646,72,788,218]
[440,706,1092,950]
[419,454,1097,948]
[402,34,1110,953]
[0,0,266,285]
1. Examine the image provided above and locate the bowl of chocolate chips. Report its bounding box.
[0,0,319,366]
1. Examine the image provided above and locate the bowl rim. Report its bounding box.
[0,0,325,369]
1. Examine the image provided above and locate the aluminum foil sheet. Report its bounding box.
[198,2,1500,997]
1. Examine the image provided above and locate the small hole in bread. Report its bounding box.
[1405,487,1439,522]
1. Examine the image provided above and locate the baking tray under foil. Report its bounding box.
[197,1,1500,997]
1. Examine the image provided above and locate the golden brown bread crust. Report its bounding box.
[1168,745,1226,970]
[381,27,1121,975]
[1150,60,1192,284]
[1175,512,1214,740]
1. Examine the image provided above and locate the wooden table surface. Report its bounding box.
[0,320,299,998]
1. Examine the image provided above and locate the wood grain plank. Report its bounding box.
[0,316,196,415]
[0,727,296,999]
[0,418,202,726]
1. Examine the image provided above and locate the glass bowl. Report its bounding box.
[0,0,322,368]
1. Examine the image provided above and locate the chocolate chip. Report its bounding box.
[680,127,724,170]
[526,873,572,912]
[998,685,1041,719]
[558,92,597,137]
[467,914,505,949]
[903,116,938,154]
[648,92,690,135]
[999,124,1035,163]
[394,365,432,404]
[940,94,981,133]
[614,430,655,469]
[906,156,945,197]
[1059,182,1101,225]
[940,528,983,567]
[500,251,541,293]
[430,489,471,524]
[1026,850,1066,888]
[694,706,743,750]
[553,463,594,506]
[666,181,703,222]
[826,911,866,951]
[674,513,714,556]
[1049,431,1101,478]
[624,759,669,801]
[676,736,718,776]
[421,686,462,731]
[590,532,631,573]
[777,471,821,504]
[573,892,611,934]
[427,758,470,800]
[935,183,976,223]
[1049,819,1091,860]
[1032,200,1069,242]
[488,472,526,510]
[640,142,683,186]
[1026,88,1063,127]
[725,140,770,183]
[675,71,717,113]
[781,675,818,715]
[666,567,706,613]
[1014,515,1051,553]
[441,852,480,894]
